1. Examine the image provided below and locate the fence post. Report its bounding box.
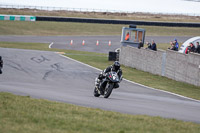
[161,52,166,76]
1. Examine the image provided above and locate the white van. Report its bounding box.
[178,36,200,54]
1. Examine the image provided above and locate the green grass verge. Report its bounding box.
[1,21,200,36]
[0,41,106,56]
[0,42,200,100]
[1,92,200,133]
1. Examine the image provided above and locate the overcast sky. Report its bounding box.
[1,0,200,15]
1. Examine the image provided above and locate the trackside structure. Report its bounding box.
[121,25,145,47]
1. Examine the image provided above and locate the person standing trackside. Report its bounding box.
[151,40,157,51]
[138,40,144,49]
[125,32,130,41]
[145,41,151,49]
[174,39,179,51]
[190,42,196,52]
[185,42,195,54]
[195,42,200,54]
[168,41,176,51]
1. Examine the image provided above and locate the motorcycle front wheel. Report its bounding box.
[104,83,114,98]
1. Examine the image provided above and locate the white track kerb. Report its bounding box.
[0,14,36,21]
[58,53,200,103]
[49,42,54,49]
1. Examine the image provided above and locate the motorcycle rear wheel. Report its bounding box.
[94,87,100,97]
[104,83,114,98]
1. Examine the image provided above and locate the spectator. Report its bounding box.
[151,40,157,51]
[174,39,179,51]
[145,41,152,49]
[168,41,176,51]
[138,40,144,49]
[125,32,130,41]
[195,42,200,53]
[190,42,196,52]
[185,44,190,54]
[185,42,195,54]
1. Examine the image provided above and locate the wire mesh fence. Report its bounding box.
[0,4,199,16]
[0,4,127,13]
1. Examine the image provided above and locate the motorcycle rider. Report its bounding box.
[95,61,123,94]
[0,56,3,74]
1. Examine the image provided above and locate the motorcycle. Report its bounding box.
[94,71,120,98]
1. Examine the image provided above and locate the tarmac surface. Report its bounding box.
[0,48,200,123]
[0,35,191,53]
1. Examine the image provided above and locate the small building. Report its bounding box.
[121,25,145,47]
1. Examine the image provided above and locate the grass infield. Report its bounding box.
[0,21,200,36]
[0,92,200,133]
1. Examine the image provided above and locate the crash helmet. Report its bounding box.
[112,61,120,71]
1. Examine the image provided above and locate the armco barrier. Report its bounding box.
[119,46,200,86]
[0,14,36,21]
[36,16,200,27]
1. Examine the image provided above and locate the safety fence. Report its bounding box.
[36,16,200,27]
[1,4,199,16]
[0,4,126,13]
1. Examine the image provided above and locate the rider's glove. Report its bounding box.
[102,72,106,77]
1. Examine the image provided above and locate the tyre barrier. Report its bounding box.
[36,16,200,27]
[108,51,119,61]
[1,15,199,27]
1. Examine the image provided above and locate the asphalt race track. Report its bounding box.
[0,35,191,53]
[0,48,200,123]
